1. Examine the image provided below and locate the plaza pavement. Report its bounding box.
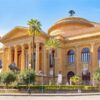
[0,93,100,100]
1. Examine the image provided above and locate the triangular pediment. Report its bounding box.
[0,26,47,43]
[0,26,29,43]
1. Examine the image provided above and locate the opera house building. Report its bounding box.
[0,16,100,83]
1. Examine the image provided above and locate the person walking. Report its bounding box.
[57,71,62,85]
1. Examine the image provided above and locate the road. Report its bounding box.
[0,93,100,100]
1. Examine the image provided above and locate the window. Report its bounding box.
[82,71,90,82]
[98,47,100,67]
[67,50,75,64]
[0,60,2,68]
[98,47,100,60]
[81,48,90,63]
[67,71,75,81]
[49,50,55,68]
[49,53,53,67]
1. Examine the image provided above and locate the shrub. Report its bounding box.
[0,72,5,84]
[18,69,35,86]
[70,75,81,85]
[93,68,100,83]
[2,71,16,87]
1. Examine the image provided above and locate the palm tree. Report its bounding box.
[27,19,41,93]
[27,19,42,69]
[45,37,61,84]
[45,37,61,50]
[68,10,75,16]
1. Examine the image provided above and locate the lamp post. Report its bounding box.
[41,71,44,93]
[27,63,31,94]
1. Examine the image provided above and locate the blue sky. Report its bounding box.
[0,0,100,36]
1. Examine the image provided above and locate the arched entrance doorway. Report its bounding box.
[67,71,75,82]
[49,50,55,76]
[82,71,90,85]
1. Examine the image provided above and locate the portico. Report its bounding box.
[0,27,47,75]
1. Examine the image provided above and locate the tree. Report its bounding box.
[27,19,42,69]
[18,69,35,86]
[2,71,16,88]
[93,68,100,85]
[45,38,61,50]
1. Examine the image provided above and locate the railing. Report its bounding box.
[35,75,66,85]
[35,75,94,86]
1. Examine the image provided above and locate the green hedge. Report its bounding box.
[16,85,99,91]
[0,85,99,91]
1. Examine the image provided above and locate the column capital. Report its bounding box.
[21,44,25,49]
[14,45,18,48]
[28,42,32,48]
[20,43,25,46]
[36,42,40,45]
[90,42,95,46]
[90,43,95,52]
[28,42,32,45]
[75,45,80,48]
[8,46,12,49]
[14,45,17,47]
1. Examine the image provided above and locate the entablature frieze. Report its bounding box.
[65,36,100,47]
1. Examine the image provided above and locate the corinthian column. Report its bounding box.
[35,42,40,74]
[28,42,32,68]
[43,45,48,75]
[21,44,25,71]
[14,45,18,66]
[7,47,12,72]
[8,47,12,65]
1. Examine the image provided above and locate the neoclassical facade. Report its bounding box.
[0,16,100,83]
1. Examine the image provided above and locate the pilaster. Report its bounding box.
[90,43,97,74]
[75,46,81,75]
[56,48,63,75]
